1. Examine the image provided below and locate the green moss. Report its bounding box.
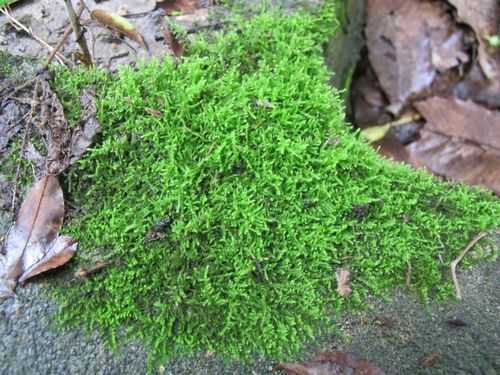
[53,7,500,369]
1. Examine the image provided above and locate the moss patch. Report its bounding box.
[53,7,500,369]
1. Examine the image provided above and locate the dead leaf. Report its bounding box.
[335,268,352,297]
[366,0,468,113]
[0,175,77,298]
[415,96,500,150]
[91,9,147,47]
[447,0,500,79]
[164,26,184,58]
[74,260,111,279]
[156,0,208,15]
[418,352,441,368]
[278,352,385,375]
[406,129,500,194]
[69,88,100,164]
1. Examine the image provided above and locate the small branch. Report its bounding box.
[63,0,92,65]
[43,2,85,69]
[0,8,69,66]
[450,232,488,300]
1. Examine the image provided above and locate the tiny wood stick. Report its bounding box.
[43,2,85,69]
[0,8,69,66]
[450,232,488,300]
[63,0,92,65]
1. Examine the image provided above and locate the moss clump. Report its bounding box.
[54,8,500,368]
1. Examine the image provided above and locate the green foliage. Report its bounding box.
[54,8,500,369]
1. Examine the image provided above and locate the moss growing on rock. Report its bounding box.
[54,8,500,368]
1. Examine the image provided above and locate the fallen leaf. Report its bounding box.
[415,96,500,150]
[366,0,468,113]
[447,0,500,79]
[69,88,100,164]
[418,352,441,368]
[0,175,77,298]
[335,268,352,297]
[278,352,385,375]
[406,129,500,195]
[74,260,111,279]
[164,26,184,58]
[91,9,147,47]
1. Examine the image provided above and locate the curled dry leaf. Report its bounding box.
[0,175,77,299]
[278,352,385,375]
[366,0,468,113]
[335,268,352,297]
[91,9,147,47]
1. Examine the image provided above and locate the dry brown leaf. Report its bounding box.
[406,129,500,194]
[335,268,352,297]
[74,260,111,279]
[91,9,146,47]
[447,0,500,79]
[415,96,500,150]
[0,175,77,298]
[164,26,185,58]
[366,0,468,113]
[69,88,100,164]
[278,352,385,375]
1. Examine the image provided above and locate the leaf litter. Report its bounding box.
[0,71,100,299]
[0,175,77,299]
[0,0,218,71]
[352,0,500,195]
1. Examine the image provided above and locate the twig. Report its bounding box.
[450,232,488,300]
[0,8,69,66]
[63,0,92,65]
[43,3,85,69]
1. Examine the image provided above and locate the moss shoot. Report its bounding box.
[54,8,500,368]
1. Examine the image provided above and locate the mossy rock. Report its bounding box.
[53,7,500,369]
